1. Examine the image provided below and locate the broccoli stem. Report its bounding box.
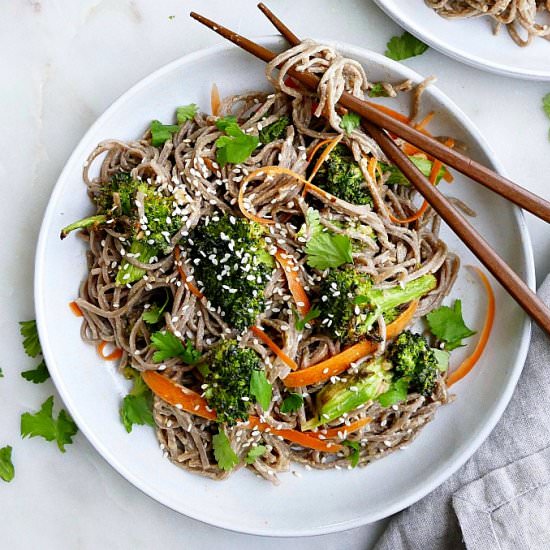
[116,240,158,286]
[303,357,391,430]
[360,273,437,332]
[60,215,107,240]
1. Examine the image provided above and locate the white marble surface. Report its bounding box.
[1,1,549,548]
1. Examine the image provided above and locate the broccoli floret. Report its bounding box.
[388,330,438,396]
[95,172,140,216]
[317,268,437,343]
[259,116,290,144]
[203,340,261,425]
[189,214,274,331]
[311,144,373,206]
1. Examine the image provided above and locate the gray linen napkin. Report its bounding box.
[374,275,550,550]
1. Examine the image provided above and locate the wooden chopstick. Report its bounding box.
[191,9,550,224]
[189,9,550,336]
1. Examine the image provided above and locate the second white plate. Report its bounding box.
[375,0,550,80]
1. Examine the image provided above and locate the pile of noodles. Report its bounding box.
[426,0,550,46]
[75,40,458,482]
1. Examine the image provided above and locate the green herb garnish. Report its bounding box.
[0,446,15,482]
[21,360,50,384]
[213,430,239,471]
[386,32,429,61]
[120,372,155,433]
[215,116,259,166]
[245,445,267,464]
[426,299,476,351]
[280,393,304,414]
[150,331,201,364]
[305,231,353,270]
[340,112,361,135]
[249,370,272,411]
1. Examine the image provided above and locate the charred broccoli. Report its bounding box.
[317,267,436,343]
[311,143,373,206]
[203,340,262,425]
[188,214,274,331]
[259,116,290,144]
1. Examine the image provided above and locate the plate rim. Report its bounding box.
[374,0,550,81]
[34,36,536,536]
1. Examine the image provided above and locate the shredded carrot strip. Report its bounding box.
[69,301,83,317]
[367,102,410,124]
[173,247,204,299]
[202,157,217,173]
[142,371,216,420]
[143,372,344,452]
[367,157,378,182]
[246,417,343,453]
[389,156,443,225]
[415,111,435,131]
[447,267,495,386]
[97,341,123,361]
[250,326,298,371]
[211,83,221,116]
[274,248,311,316]
[307,417,372,439]
[284,300,419,387]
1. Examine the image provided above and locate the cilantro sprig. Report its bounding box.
[305,232,353,270]
[426,299,476,350]
[21,360,50,384]
[0,446,15,482]
[120,372,155,433]
[142,291,169,325]
[280,393,304,414]
[212,429,239,471]
[343,440,360,468]
[245,445,267,465]
[150,331,201,364]
[340,112,361,135]
[19,319,50,384]
[215,116,260,167]
[293,307,321,331]
[249,370,272,411]
[385,32,429,61]
[368,83,390,98]
[20,396,78,453]
[176,103,198,124]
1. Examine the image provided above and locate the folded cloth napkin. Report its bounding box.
[374,275,550,550]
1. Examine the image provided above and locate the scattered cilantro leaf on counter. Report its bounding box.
[20,396,78,452]
[426,299,476,350]
[20,320,41,358]
[21,359,50,384]
[150,120,179,147]
[377,377,409,407]
[0,446,15,482]
[151,331,201,364]
[368,83,390,98]
[245,445,267,465]
[280,393,304,414]
[168,15,175,20]
[343,440,360,468]
[250,370,272,411]
[340,112,361,135]
[120,372,154,433]
[176,103,198,124]
[385,32,429,61]
[305,232,353,270]
[215,116,259,167]
[213,430,239,471]
[293,307,321,331]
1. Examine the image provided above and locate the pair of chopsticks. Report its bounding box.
[190,5,550,337]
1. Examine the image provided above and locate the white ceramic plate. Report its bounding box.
[35,37,535,536]
[375,0,550,80]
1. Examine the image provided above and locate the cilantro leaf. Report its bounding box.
[305,232,353,270]
[343,440,360,468]
[250,370,272,411]
[368,83,390,98]
[340,112,361,135]
[120,371,155,433]
[20,320,41,358]
[142,291,169,325]
[377,377,409,407]
[433,348,450,372]
[150,120,179,147]
[21,359,50,384]
[176,104,198,124]
[212,430,239,471]
[245,445,267,464]
[426,299,476,350]
[543,93,550,119]
[0,446,14,482]
[215,117,259,167]
[20,396,78,452]
[293,307,321,331]
[280,393,304,414]
[150,331,201,364]
[385,32,429,61]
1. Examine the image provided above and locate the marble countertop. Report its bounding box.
[1,1,549,548]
